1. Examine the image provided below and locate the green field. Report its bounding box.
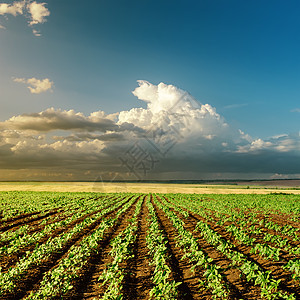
[0,191,299,299]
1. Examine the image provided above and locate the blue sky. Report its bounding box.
[0,0,299,180]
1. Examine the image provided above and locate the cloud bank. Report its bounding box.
[0,108,118,132]
[0,80,299,181]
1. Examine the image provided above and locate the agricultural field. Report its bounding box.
[0,191,299,299]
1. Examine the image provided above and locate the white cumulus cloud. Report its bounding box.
[0,1,25,16]
[0,0,49,35]
[13,77,53,94]
[118,80,239,147]
[27,1,49,26]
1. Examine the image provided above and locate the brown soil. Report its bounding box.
[191,204,300,256]
[152,196,212,300]
[0,209,74,249]
[177,205,300,298]
[0,199,122,272]
[193,204,300,259]
[0,211,42,225]
[0,197,133,300]
[0,209,60,232]
[0,196,116,248]
[122,195,153,300]
[70,196,141,299]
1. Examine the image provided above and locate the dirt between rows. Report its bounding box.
[0,209,60,233]
[151,196,212,300]
[163,197,269,299]
[74,195,143,299]
[0,195,113,230]
[0,209,74,249]
[190,201,300,258]
[175,197,300,255]
[162,196,300,299]
[0,196,119,269]
[0,196,135,300]
[67,195,154,300]
[200,204,300,262]
[80,195,213,300]
[0,210,43,226]
[196,196,300,231]
[0,200,118,273]
[257,211,300,231]
[122,195,153,299]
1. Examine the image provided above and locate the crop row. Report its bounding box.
[0,194,134,297]
[166,194,297,299]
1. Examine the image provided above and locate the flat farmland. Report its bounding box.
[0,181,300,194]
[0,191,299,299]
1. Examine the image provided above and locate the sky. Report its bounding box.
[0,0,299,181]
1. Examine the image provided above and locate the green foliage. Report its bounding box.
[0,191,298,299]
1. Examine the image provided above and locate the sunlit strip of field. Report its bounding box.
[0,182,299,194]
